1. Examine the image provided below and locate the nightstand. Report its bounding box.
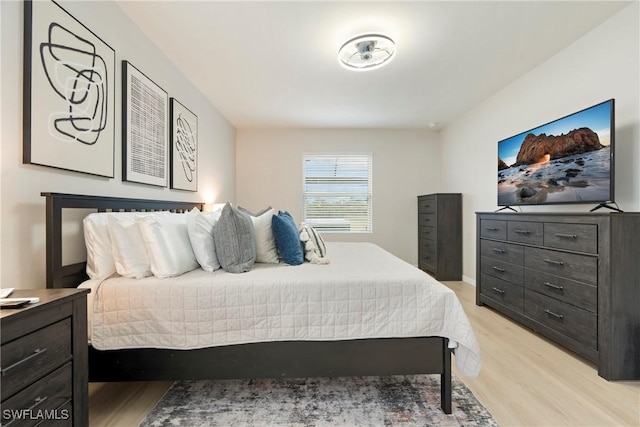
[1,288,89,426]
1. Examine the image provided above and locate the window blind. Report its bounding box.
[302,154,373,233]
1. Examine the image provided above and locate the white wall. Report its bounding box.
[440,3,640,284]
[236,129,441,264]
[0,1,236,289]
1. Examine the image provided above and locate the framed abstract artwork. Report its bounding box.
[23,0,115,177]
[122,60,169,187]
[170,98,198,191]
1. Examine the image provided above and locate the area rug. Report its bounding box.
[139,375,499,426]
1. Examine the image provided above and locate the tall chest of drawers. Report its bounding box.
[418,193,462,280]
[476,212,640,380]
[1,289,89,426]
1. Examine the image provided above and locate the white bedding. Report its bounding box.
[80,242,481,377]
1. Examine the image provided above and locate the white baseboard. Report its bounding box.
[462,275,476,287]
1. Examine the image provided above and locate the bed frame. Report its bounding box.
[42,192,453,413]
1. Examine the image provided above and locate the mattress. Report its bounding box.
[80,242,481,377]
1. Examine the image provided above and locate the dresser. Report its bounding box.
[1,288,89,426]
[476,212,640,380]
[418,193,462,280]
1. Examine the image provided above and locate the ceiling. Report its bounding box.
[115,1,631,130]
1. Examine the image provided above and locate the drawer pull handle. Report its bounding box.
[492,266,505,273]
[27,395,48,411]
[486,227,499,231]
[555,233,577,239]
[544,259,564,266]
[514,229,530,235]
[491,287,505,295]
[544,309,564,319]
[1,348,48,376]
[543,282,564,291]
[3,395,50,427]
[492,248,505,254]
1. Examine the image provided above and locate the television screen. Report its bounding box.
[497,99,614,207]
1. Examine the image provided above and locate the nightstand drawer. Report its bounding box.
[544,223,598,254]
[1,318,71,399]
[1,363,72,427]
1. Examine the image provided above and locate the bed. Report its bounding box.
[42,192,481,414]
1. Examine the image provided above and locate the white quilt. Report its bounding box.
[83,242,481,377]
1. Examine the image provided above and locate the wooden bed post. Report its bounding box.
[44,192,62,289]
[441,339,452,414]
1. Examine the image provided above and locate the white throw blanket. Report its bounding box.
[83,242,481,377]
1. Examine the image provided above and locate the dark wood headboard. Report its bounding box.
[41,193,205,289]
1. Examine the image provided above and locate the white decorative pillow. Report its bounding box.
[186,207,223,272]
[139,213,199,278]
[83,213,116,279]
[107,213,154,279]
[299,224,329,264]
[239,206,279,264]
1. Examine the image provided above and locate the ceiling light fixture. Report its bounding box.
[338,34,396,71]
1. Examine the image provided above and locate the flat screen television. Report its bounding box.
[497,99,614,209]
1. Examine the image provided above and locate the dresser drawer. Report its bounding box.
[480,256,524,285]
[1,318,72,399]
[524,289,597,350]
[481,274,524,313]
[508,221,543,245]
[524,269,597,312]
[544,223,598,254]
[524,247,597,285]
[418,213,436,227]
[419,238,436,256]
[480,220,506,240]
[1,363,73,427]
[419,226,437,241]
[418,196,437,213]
[480,239,524,265]
[419,244,437,271]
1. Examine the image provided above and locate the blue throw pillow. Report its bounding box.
[271,211,304,265]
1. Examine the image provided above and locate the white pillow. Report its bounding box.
[139,213,199,278]
[84,211,156,279]
[186,208,222,272]
[83,213,116,279]
[107,213,153,279]
[239,207,279,264]
[252,208,279,263]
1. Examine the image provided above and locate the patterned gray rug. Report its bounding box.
[139,375,499,426]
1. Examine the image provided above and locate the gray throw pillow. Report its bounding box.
[213,203,256,273]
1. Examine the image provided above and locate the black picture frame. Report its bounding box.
[122,60,169,187]
[169,98,198,192]
[23,0,115,177]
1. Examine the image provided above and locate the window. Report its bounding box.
[302,154,373,233]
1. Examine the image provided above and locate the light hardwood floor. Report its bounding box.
[88,281,640,426]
